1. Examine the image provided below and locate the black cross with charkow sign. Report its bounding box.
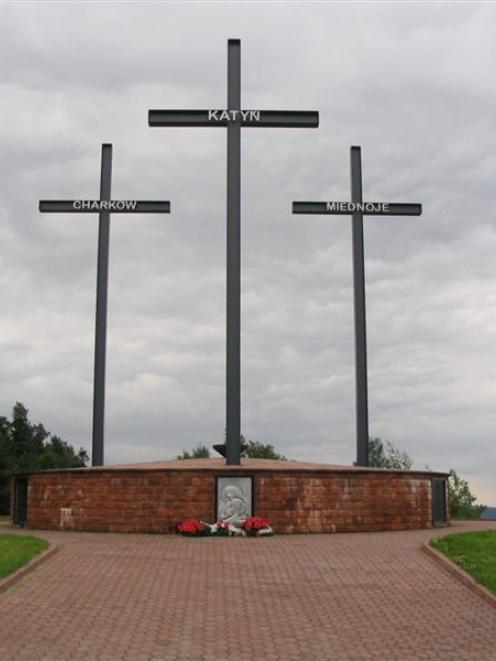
[293,146,422,467]
[39,143,171,467]
[149,39,319,465]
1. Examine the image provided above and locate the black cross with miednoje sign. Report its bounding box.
[293,145,422,468]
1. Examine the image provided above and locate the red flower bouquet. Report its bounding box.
[173,516,274,537]
[241,516,272,536]
[177,518,208,536]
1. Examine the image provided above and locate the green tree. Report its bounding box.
[177,435,288,460]
[448,469,485,519]
[39,436,89,470]
[176,443,211,459]
[0,403,88,515]
[368,437,413,470]
[241,437,287,460]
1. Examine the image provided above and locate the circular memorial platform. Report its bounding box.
[14,458,449,534]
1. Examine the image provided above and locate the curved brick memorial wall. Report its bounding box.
[13,458,449,534]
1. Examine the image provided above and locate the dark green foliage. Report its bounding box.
[177,444,211,459]
[368,437,413,470]
[0,403,88,515]
[447,469,485,519]
[241,436,287,460]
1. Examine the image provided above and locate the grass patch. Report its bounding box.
[0,534,49,580]
[431,530,496,595]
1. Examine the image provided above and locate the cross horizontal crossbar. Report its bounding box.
[148,109,319,128]
[39,200,171,214]
[292,201,422,216]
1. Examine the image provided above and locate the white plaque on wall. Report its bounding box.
[217,477,253,525]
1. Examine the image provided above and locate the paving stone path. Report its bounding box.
[0,520,495,660]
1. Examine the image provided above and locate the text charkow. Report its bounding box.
[208,109,261,122]
[73,200,138,211]
[326,202,390,213]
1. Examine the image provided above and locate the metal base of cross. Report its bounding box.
[212,443,247,459]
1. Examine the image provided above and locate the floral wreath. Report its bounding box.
[173,516,273,537]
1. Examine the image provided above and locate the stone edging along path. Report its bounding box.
[0,539,58,595]
[422,540,496,610]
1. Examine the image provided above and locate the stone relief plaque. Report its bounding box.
[217,477,252,525]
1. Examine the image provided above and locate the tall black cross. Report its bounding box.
[149,39,319,465]
[39,143,171,467]
[293,146,422,466]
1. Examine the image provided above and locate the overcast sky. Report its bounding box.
[1,2,495,505]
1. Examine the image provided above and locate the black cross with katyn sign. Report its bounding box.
[149,39,319,465]
[39,143,171,467]
[293,146,422,467]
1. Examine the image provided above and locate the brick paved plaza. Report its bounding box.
[0,520,495,660]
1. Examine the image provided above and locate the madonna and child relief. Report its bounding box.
[217,477,253,525]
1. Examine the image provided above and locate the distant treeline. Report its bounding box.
[482,507,496,520]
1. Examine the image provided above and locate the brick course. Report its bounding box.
[15,458,448,533]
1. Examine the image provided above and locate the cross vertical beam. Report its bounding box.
[226,39,241,465]
[350,146,369,467]
[92,143,112,466]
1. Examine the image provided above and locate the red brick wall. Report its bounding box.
[22,469,438,534]
[255,472,433,533]
[25,471,215,533]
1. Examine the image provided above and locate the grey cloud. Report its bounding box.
[0,2,495,505]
